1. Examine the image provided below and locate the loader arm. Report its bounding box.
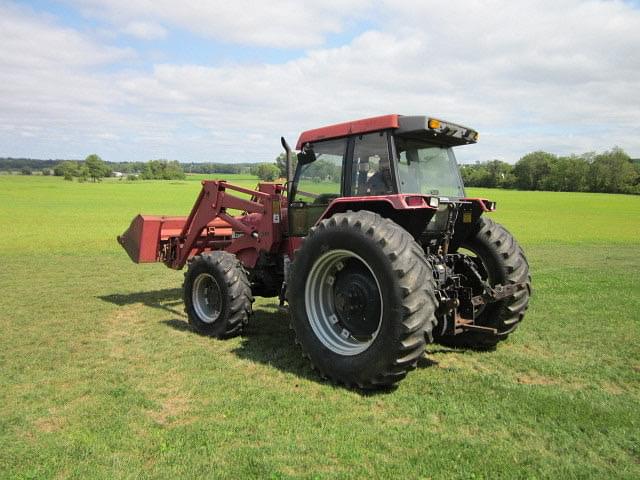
[118,180,285,270]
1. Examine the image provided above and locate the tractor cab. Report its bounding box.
[285,114,478,237]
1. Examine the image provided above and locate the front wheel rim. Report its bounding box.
[304,249,383,356]
[192,273,222,323]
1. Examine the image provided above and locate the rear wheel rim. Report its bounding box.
[304,250,383,356]
[193,273,222,323]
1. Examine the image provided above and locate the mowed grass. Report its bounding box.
[0,175,639,479]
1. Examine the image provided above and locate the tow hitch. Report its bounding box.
[472,283,528,308]
[439,281,528,337]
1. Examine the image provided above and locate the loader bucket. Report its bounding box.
[117,215,187,263]
[118,214,235,264]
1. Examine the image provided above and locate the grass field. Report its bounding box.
[1,175,639,479]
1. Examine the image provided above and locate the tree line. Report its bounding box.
[461,147,639,194]
[1,157,257,180]
[3,147,639,194]
[0,155,187,181]
[53,155,113,181]
[53,156,185,181]
[183,162,258,175]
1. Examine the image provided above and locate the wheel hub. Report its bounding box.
[334,265,381,337]
[192,273,222,323]
[304,249,384,356]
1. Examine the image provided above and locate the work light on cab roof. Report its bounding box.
[118,113,530,389]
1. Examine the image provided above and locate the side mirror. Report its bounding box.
[297,143,316,165]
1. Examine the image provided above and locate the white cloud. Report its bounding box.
[0,3,144,159]
[70,0,371,48]
[0,3,132,69]
[122,21,167,40]
[1,1,640,163]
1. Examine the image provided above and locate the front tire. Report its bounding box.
[183,251,253,337]
[289,211,438,389]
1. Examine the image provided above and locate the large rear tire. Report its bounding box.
[288,211,438,389]
[183,251,253,337]
[438,217,531,349]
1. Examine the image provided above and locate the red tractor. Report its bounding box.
[119,114,531,389]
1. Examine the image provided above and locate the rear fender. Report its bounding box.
[317,195,439,238]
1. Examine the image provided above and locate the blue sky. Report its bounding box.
[1,0,639,164]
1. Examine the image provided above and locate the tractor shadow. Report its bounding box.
[98,289,326,386]
[162,302,356,390]
[227,305,327,386]
[99,289,468,393]
[99,288,185,317]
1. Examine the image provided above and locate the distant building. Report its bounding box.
[111,171,124,177]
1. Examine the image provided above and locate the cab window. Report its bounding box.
[351,132,393,196]
[295,138,345,204]
[395,137,465,197]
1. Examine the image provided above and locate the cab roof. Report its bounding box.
[295,114,478,149]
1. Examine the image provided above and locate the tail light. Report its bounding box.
[405,196,439,208]
[405,196,425,206]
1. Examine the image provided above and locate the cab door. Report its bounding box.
[288,137,349,236]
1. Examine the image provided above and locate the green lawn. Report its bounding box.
[1,176,639,479]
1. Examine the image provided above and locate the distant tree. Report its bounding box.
[21,166,32,175]
[275,152,297,179]
[250,163,280,181]
[84,154,109,182]
[460,160,514,188]
[140,160,186,180]
[300,159,341,183]
[460,163,489,187]
[117,163,133,174]
[513,151,556,190]
[485,160,515,188]
[42,168,52,176]
[63,172,74,181]
[588,147,638,194]
[78,164,90,182]
[541,155,589,192]
[54,161,79,177]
